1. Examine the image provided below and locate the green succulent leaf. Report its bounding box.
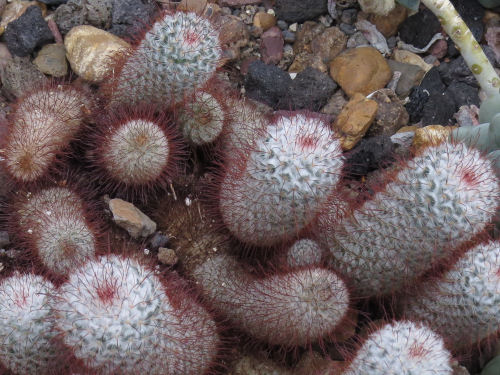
[396,0,420,11]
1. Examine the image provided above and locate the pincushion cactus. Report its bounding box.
[108,11,222,107]
[218,112,344,247]
[344,321,452,375]
[286,239,324,267]
[193,252,350,346]
[0,273,66,375]
[402,240,500,349]
[318,141,500,297]
[3,86,91,183]
[52,255,219,374]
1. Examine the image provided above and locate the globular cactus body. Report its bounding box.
[286,239,324,267]
[318,141,500,296]
[218,112,344,247]
[52,255,218,374]
[109,11,221,107]
[403,240,500,349]
[193,253,350,346]
[344,321,452,375]
[0,273,65,375]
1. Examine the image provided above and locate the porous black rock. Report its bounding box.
[245,60,293,109]
[405,86,430,124]
[109,0,157,37]
[287,67,337,111]
[38,0,68,4]
[420,67,445,96]
[445,81,480,109]
[275,0,327,23]
[398,8,440,49]
[421,92,456,126]
[343,135,395,178]
[4,6,54,57]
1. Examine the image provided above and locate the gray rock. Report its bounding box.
[288,67,337,111]
[54,0,112,34]
[445,81,480,110]
[38,0,68,4]
[1,57,48,99]
[344,135,395,177]
[4,6,54,57]
[275,0,327,23]
[33,43,68,77]
[109,0,157,38]
[339,23,356,35]
[399,8,441,49]
[341,8,357,24]
[387,60,425,97]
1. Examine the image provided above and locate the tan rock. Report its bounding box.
[293,21,325,54]
[330,47,392,97]
[368,4,407,38]
[0,1,46,29]
[253,11,276,31]
[157,247,178,266]
[109,198,157,239]
[397,125,418,133]
[289,51,327,73]
[311,26,347,63]
[393,49,433,72]
[33,43,68,77]
[64,25,130,83]
[177,0,207,13]
[367,88,409,137]
[333,93,378,150]
[413,125,455,150]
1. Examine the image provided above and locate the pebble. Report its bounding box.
[277,20,288,30]
[445,81,480,109]
[1,56,47,99]
[293,21,325,54]
[253,11,276,30]
[333,92,378,150]
[64,25,130,83]
[387,60,425,97]
[275,0,327,23]
[310,26,347,63]
[330,46,392,97]
[430,39,448,59]
[367,89,409,137]
[109,0,157,37]
[420,67,445,96]
[287,67,337,111]
[33,43,68,77]
[157,247,178,266]
[321,90,348,117]
[54,0,112,35]
[0,1,44,29]
[339,23,356,35]
[422,93,456,125]
[148,232,170,250]
[346,31,370,48]
[405,86,430,123]
[288,51,327,73]
[38,0,67,4]
[245,60,293,108]
[260,26,283,64]
[282,30,296,43]
[344,135,395,177]
[108,198,157,239]
[398,8,441,49]
[0,43,12,70]
[413,125,455,150]
[393,49,433,72]
[368,3,407,38]
[341,8,357,24]
[4,6,53,57]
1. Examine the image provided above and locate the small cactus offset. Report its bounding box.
[193,252,350,346]
[52,255,219,374]
[218,112,344,247]
[402,240,500,349]
[108,11,222,107]
[344,321,453,375]
[318,141,500,297]
[0,273,67,375]
[286,238,325,267]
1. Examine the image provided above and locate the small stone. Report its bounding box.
[330,47,392,97]
[293,21,325,54]
[178,0,207,13]
[0,43,12,71]
[282,30,296,43]
[368,3,407,38]
[445,81,480,109]
[420,67,446,96]
[387,60,425,97]
[367,88,409,137]
[0,232,9,248]
[64,25,130,83]
[393,49,433,72]
[321,90,348,117]
[344,135,395,177]
[54,0,113,35]
[109,0,157,38]
[399,8,441,49]
[277,20,288,30]
[38,0,67,4]
[260,26,283,65]
[405,86,430,123]
[148,232,170,250]
[33,43,68,77]
[430,39,448,59]
[288,67,337,111]
[310,26,347,63]
[346,31,370,48]
[275,0,327,23]
[4,6,54,57]
[288,51,327,73]
[0,1,44,29]
[245,60,292,109]
[108,198,157,239]
[413,125,455,150]
[157,247,178,266]
[1,56,47,99]
[217,14,249,51]
[253,11,275,30]
[339,23,356,35]
[333,92,378,150]
[289,23,298,32]
[421,93,456,126]
[341,8,357,24]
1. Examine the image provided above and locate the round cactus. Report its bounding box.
[178,90,225,145]
[218,112,344,247]
[13,186,97,277]
[317,141,500,296]
[0,273,67,375]
[402,240,500,349]
[52,255,219,374]
[286,239,324,267]
[3,86,92,183]
[344,321,452,375]
[87,107,183,198]
[193,253,350,346]
[109,11,222,107]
